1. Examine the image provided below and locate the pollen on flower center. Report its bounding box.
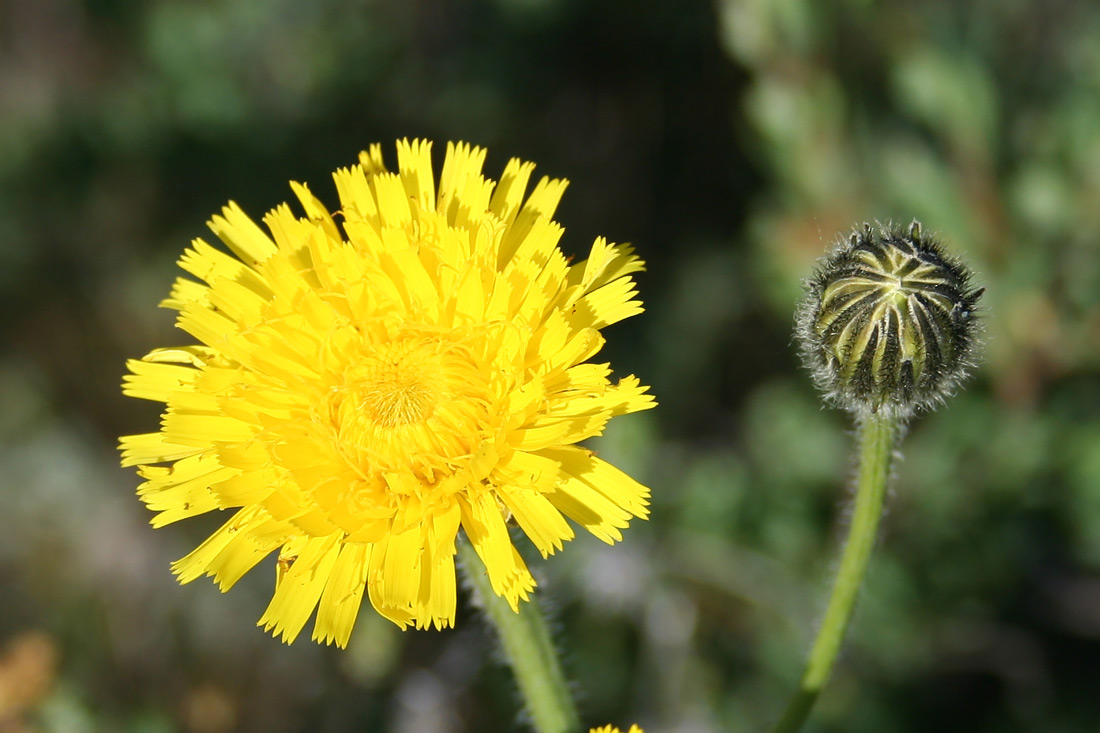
[364,380,436,427]
[358,348,440,428]
[323,332,496,477]
[336,337,449,424]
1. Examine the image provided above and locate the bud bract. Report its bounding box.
[796,222,983,418]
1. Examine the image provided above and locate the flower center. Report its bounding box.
[358,346,440,427]
[323,330,496,480]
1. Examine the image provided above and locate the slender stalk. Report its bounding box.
[772,412,899,733]
[457,539,581,733]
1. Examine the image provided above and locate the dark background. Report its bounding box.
[3,0,1100,731]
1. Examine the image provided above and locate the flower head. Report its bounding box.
[590,726,644,733]
[120,139,654,646]
[795,221,983,418]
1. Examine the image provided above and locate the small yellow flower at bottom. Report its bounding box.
[590,726,644,733]
[119,138,655,648]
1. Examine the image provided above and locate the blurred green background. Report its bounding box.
[3,0,1100,731]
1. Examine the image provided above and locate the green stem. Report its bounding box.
[772,412,900,733]
[457,538,581,733]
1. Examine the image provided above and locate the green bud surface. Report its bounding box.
[796,222,983,418]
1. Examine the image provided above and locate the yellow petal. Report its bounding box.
[259,534,342,643]
[313,542,371,647]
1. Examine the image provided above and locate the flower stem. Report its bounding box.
[772,411,899,733]
[458,538,581,733]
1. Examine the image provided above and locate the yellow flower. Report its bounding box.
[120,139,655,647]
[590,726,644,733]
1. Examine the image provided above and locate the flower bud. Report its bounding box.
[795,221,983,418]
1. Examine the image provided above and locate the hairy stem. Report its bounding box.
[772,412,899,733]
[458,539,581,733]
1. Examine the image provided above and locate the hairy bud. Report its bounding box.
[795,221,983,418]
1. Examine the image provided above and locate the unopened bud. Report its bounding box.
[795,221,983,418]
